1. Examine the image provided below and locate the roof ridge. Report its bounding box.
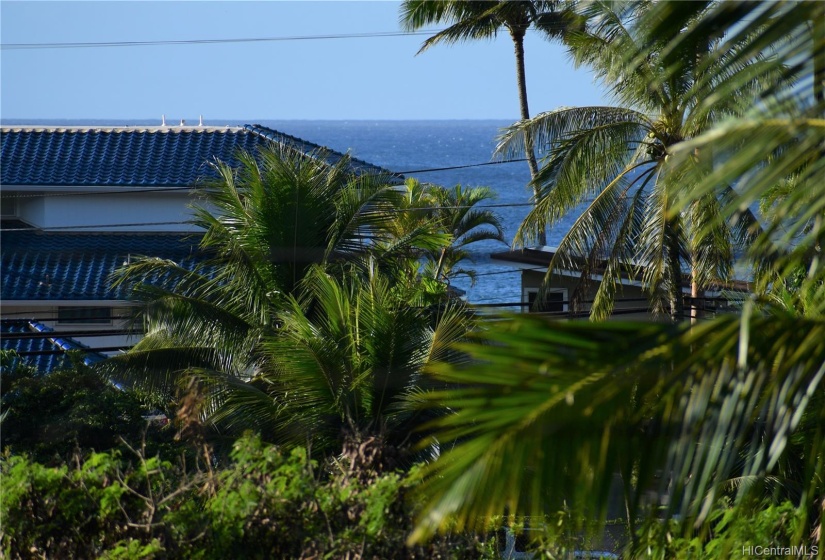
[1,125,244,133]
[242,123,402,179]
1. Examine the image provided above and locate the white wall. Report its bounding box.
[17,196,46,226]
[38,192,205,232]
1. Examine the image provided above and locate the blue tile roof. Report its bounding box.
[1,231,203,301]
[1,124,402,188]
[1,319,107,372]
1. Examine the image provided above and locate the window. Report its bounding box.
[524,288,567,312]
[57,306,112,325]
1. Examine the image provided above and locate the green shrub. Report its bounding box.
[1,351,152,463]
[636,499,816,559]
[1,434,490,559]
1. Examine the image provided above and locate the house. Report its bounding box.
[0,319,108,372]
[491,246,750,319]
[1,123,402,370]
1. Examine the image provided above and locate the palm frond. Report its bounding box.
[409,310,825,545]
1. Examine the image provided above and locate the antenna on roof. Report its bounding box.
[198,115,204,127]
[161,114,167,127]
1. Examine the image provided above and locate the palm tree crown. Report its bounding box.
[497,1,777,319]
[401,0,581,246]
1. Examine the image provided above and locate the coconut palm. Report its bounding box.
[383,179,506,285]
[424,182,506,284]
[103,146,483,462]
[104,146,406,397]
[407,0,825,551]
[401,0,581,246]
[496,0,783,320]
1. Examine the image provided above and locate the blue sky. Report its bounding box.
[1,1,607,121]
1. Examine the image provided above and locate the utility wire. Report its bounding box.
[0,30,447,50]
[0,158,531,200]
[0,202,541,231]
[0,25,573,51]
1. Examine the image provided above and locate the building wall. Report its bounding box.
[39,192,202,232]
[16,195,46,226]
[521,269,658,321]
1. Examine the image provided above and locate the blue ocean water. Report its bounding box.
[5,119,576,304]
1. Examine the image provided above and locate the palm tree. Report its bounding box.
[103,146,481,464]
[425,182,506,284]
[104,146,403,397]
[406,0,825,551]
[496,1,779,320]
[231,263,476,468]
[400,0,580,246]
[383,179,506,286]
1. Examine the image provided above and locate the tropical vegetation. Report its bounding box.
[407,0,825,555]
[98,146,497,469]
[3,1,824,558]
[495,0,784,320]
[401,0,582,245]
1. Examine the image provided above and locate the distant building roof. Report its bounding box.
[1,319,108,372]
[491,247,752,293]
[0,124,402,188]
[1,231,203,301]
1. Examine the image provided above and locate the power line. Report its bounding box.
[0,158,531,201]
[0,203,540,232]
[1,220,191,232]
[398,159,528,174]
[2,329,141,340]
[0,23,574,51]
[0,30,446,51]
[10,346,133,357]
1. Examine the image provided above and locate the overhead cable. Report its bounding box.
[0,30,446,50]
[0,158,531,200]
[0,26,574,50]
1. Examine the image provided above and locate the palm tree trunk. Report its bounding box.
[666,220,685,322]
[814,13,824,115]
[510,28,547,246]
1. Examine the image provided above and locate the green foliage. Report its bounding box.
[407,308,825,547]
[2,434,489,559]
[99,539,165,560]
[637,500,813,559]
[0,350,153,463]
[102,147,491,461]
[496,0,781,320]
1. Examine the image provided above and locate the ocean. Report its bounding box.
[5,119,579,304]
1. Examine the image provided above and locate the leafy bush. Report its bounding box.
[1,351,152,463]
[636,499,816,559]
[2,434,491,559]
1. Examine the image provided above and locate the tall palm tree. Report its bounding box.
[401,0,580,246]
[407,0,825,551]
[496,1,778,320]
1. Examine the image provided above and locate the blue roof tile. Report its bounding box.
[1,124,402,187]
[1,319,107,372]
[1,231,203,301]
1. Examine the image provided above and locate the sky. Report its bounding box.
[1,1,608,121]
